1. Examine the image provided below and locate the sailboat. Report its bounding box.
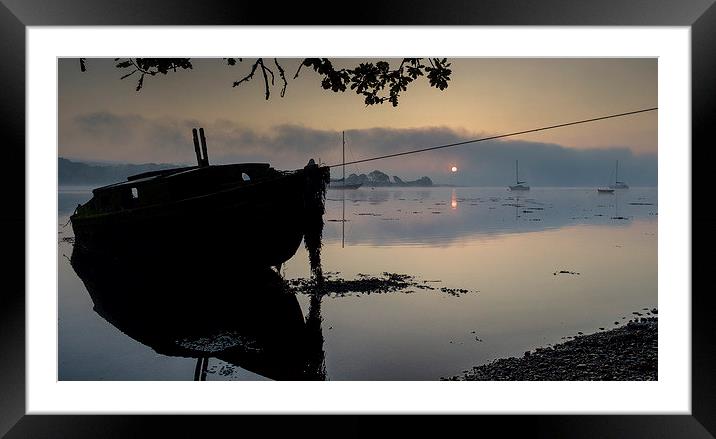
[597,163,615,193]
[508,160,530,191]
[609,160,629,189]
[328,131,362,189]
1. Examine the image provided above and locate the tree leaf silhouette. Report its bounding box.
[82,58,452,107]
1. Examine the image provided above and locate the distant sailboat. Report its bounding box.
[508,160,530,191]
[598,163,615,193]
[609,160,629,189]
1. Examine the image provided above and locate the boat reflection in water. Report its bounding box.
[70,245,326,381]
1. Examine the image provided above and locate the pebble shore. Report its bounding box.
[447,316,657,381]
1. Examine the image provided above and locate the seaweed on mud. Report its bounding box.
[553,270,580,275]
[287,272,474,298]
[439,287,471,297]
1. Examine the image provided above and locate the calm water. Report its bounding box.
[58,186,657,380]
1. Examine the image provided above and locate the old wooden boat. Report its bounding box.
[70,128,329,267]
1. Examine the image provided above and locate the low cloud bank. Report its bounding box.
[61,112,657,186]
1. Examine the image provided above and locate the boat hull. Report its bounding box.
[71,171,309,267]
[508,185,530,191]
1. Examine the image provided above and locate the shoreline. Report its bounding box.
[446,315,657,381]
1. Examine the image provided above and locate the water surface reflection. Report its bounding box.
[70,246,326,380]
[59,186,657,380]
[324,186,656,246]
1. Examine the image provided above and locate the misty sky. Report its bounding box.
[58,58,657,185]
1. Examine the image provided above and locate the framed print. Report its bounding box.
[1,0,712,436]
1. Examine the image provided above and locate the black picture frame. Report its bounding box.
[0,0,710,436]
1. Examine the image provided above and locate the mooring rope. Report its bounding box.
[326,107,657,169]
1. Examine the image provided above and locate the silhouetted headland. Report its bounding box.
[339,170,433,187]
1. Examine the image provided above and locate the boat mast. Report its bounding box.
[615,160,619,183]
[343,131,345,183]
[192,129,202,166]
[191,127,209,167]
[515,160,519,184]
[342,131,345,248]
[199,128,209,167]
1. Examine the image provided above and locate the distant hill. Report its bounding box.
[59,157,178,185]
[338,170,433,187]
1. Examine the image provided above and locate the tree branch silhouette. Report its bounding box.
[274,58,288,98]
[78,57,452,107]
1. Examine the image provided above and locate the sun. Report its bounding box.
[451,166,458,173]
